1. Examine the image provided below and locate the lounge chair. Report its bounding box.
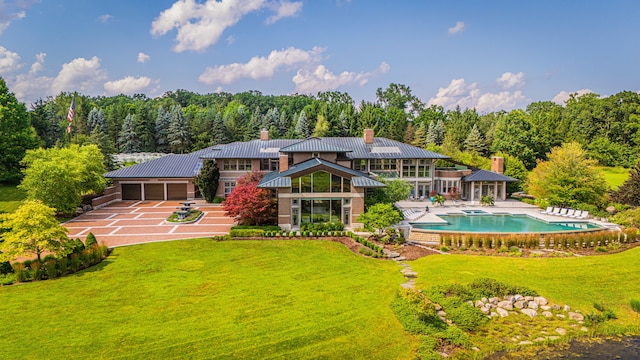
[541,206,553,214]
[562,209,575,217]
[550,207,561,216]
[558,208,568,216]
[576,211,589,219]
[569,210,582,218]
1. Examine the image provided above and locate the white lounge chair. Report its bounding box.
[562,209,575,217]
[541,206,553,214]
[551,207,561,216]
[576,211,589,219]
[570,210,582,218]
[558,208,568,216]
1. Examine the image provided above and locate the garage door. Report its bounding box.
[122,184,142,200]
[167,183,187,200]
[144,184,164,200]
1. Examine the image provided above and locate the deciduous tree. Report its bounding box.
[357,203,402,235]
[611,162,640,206]
[223,171,277,225]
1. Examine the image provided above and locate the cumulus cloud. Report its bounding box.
[292,62,390,93]
[0,0,26,35]
[29,52,45,74]
[552,88,593,105]
[496,71,524,89]
[151,0,302,52]
[51,56,107,94]
[198,46,324,85]
[448,21,465,35]
[104,76,154,95]
[0,46,22,74]
[98,14,113,23]
[266,0,302,24]
[428,78,526,112]
[137,52,150,63]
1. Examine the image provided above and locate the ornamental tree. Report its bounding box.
[194,160,220,203]
[611,162,640,206]
[223,171,277,225]
[0,200,70,262]
[357,203,403,236]
[526,142,608,207]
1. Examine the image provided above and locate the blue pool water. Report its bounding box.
[412,214,601,233]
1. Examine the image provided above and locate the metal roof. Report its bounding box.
[105,154,201,178]
[200,139,299,159]
[462,170,519,182]
[279,137,352,153]
[352,176,386,188]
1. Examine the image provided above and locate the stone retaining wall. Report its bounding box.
[91,186,117,208]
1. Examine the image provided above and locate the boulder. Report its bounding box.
[542,311,553,318]
[490,311,498,318]
[513,294,525,302]
[606,205,617,214]
[563,305,571,312]
[475,300,485,308]
[555,314,565,319]
[434,304,443,311]
[518,340,533,345]
[481,297,488,304]
[552,304,561,311]
[514,300,526,309]
[437,310,447,318]
[489,297,499,305]
[521,309,538,318]
[534,296,548,306]
[555,328,566,335]
[569,312,584,321]
[524,296,534,301]
[497,300,513,310]
[541,305,551,311]
[528,301,539,310]
[497,308,509,317]
[83,204,92,212]
[480,306,491,315]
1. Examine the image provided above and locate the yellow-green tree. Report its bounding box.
[0,200,70,262]
[526,142,607,207]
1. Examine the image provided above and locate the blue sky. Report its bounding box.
[1,0,639,112]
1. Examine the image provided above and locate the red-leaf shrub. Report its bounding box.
[222,171,277,226]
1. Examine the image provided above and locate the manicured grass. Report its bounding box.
[0,183,25,213]
[598,166,630,189]
[0,239,417,359]
[411,248,640,331]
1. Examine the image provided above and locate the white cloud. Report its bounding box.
[292,62,390,93]
[226,35,235,44]
[198,46,324,85]
[137,52,151,63]
[0,0,25,34]
[0,46,21,74]
[151,0,302,52]
[428,78,526,112]
[448,21,465,35]
[496,71,524,89]
[552,88,593,105]
[266,0,303,24]
[29,52,45,74]
[98,14,113,24]
[104,76,154,95]
[51,56,107,94]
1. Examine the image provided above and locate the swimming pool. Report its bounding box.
[411,214,601,233]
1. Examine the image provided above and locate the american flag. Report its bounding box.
[66,97,75,133]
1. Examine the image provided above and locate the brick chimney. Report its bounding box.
[260,128,269,141]
[364,128,374,144]
[491,156,504,174]
[279,154,289,172]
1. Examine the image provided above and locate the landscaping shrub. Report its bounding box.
[440,246,449,252]
[71,238,85,254]
[358,247,375,257]
[468,278,538,298]
[79,251,91,268]
[85,232,97,247]
[441,326,470,348]
[0,261,13,275]
[57,257,68,275]
[45,260,57,279]
[31,261,43,281]
[630,299,640,313]
[585,303,617,325]
[12,263,27,282]
[229,229,265,237]
[231,225,281,231]
[0,273,16,285]
[442,299,488,331]
[69,254,81,272]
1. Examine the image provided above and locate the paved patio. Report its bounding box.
[63,200,235,248]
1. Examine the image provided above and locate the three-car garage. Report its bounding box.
[120,182,189,201]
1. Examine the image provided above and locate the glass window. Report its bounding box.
[238,160,251,171]
[354,159,367,171]
[331,174,342,193]
[301,174,312,193]
[331,200,342,222]
[291,177,300,193]
[312,200,331,223]
[223,181,236,197]
[343,178,351,192]
[223,159,234,171]
[260,159,269,171]
[301,200,311,224]
[313,171,330,193]
[343,208,350,225]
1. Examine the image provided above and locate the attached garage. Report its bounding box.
[167,183,187,200]
[121,184,142,200]
[144,184,165,200]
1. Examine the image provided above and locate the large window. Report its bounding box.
[260,159,279,171]
[223,180,236,197]
[354,159,367,172]
[440,179,460,194]
[403,159,430,178]
[370,159,396,172]
[402,160,416,177]
[291,171,351,193]
[300,198,343,224]
[222,159,252,171]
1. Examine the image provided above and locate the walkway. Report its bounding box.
[64,200,234,248]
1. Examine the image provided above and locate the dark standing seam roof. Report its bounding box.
[199,139,299,159]
[257,158,385,188]
[279,138,352,153]
[462,170,519,182]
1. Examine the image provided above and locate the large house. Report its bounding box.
[105,129,517,230]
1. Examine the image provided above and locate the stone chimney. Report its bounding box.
[260,128,269,141]
[364,128,374,144]
[491,156,504,174]
[279,154,289,172]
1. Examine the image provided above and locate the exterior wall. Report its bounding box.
[91,186,117,208]
[277,188,292,230]
[351,187,366,229]
[111,178,194,201]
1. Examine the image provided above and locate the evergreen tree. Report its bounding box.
[277,110,290,137]
[433,118,445,145]
[209,109,227,145]
[87,107,106,133]
[412,121,428,148]
[194,160,220,202]
[425,120,436,145]
[404,122,415,144]
[0,77,40,182]
[295,110,311,138]
[464,124,486,155]
[118,113,140,153]
[154,107,170,152]
[312,114,330,137]
[612,162,640,206]
[29,99,63,148]
[337,110,350,137]
[168,105,191,153]
[88,126,117,170]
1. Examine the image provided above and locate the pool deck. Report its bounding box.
[395,199,618,229]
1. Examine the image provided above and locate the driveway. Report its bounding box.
[64,200,235,247]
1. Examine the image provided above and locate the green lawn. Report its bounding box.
[598,166,631,189]
[411,248,640,330]
[0,239,417,359]
[0,184,25,213]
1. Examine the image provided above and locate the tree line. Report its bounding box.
[3,76,640,182]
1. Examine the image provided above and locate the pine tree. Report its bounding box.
[412,121,428,148]
[154,107,170,152]
[87,107,106,133]
[295,110,311,138]
[434,118,445,145]
[277,110,290,137]
[337,110,350,137]
[312,114,330,137]
[464,124,486,155]
[404,122,415,144]
[425,121,436,145]
[209,109,227,145]
[168,105,191,153]
[118,113,140,153]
